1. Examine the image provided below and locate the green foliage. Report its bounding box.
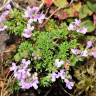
[45,19,58,32]
[5,8,26,36]
[40,75,52,87]
[57,41,69,60]
[14,41,33,61]
[11,18,80,87]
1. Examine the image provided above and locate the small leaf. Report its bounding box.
[87,1,96,12]
[53,0,68,8]
[80,20,95,32]
[64,2,81,17]
[79,5,93,19]
[72,2,81,12]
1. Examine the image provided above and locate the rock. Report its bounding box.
[0,32,9,53]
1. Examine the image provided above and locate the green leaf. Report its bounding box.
[53,0,68,8]
[87,1,96,12]
[14,53,21,62]
[80,20,95,32]
[79,5,93,19]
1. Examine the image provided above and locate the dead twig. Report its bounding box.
[40,7,60,28]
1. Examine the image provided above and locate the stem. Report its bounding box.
[44,83,54,96]
[58,83,74,96]
[39,2,44,11]
[41,7,60,28]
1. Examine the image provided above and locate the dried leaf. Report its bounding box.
[93,14,96,25]
[50,8,68,20]
[43,0,53,7]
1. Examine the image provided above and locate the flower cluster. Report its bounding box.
[71,48,88,57]
[0,2,12,32]
[71,40,96,58]
[22,6,45,38]
[68,19,87,34]
[54,59,64,68]
[10,59,39,89]
[51,59,74,90]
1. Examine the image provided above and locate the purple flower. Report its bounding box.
[80,50,88,57]
[19,80,33,89]
[54,59,64,68]
[68,19,87,34]
[68,19,81,31]
[14,68,30,80]
[0,16,6,23]
[37,13,45,24]
[86,41,93,48]
[58,69,65,80]
[64,79,74,90]
[24,6,45,24]
[4,3,12,10]
[10,62,17,71]
[10,59,39,90]
[19,79,39,89]
[21,59,31,66]
[71,48,80,55]
[1,10,10,17]
[0,10,10,23]
[22,26,34,38]
[77,27,87,34]
[68,23,76,31]
[19,73,39,89]
[74,19,81,26]
[32,79,39,89]
[51,72,58,82]
[24,6,39,19]
[0,25,7,32]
